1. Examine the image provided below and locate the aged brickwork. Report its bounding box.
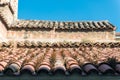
[7,30,115,42]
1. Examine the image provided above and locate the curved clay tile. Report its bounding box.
[69,22,74,29]
[54,66,66,74]
[73,42,80,47]
[31,41,39,47]
[64,53,79,70]
[32,21,40,28]
[53,21,59,28]
[54,60,65,70]
[59,22,64,28]
[37,65,51,74]
[21,65,35,75]
[53,49,66,74]
[0,66,4,72]
[49,21,53,28]
[82,63,98,74]
[87,22,94,29]
[93,21,101,29]
[23,21,29,28]
[69,64,81,74]
[37,21,43,28]
[0,61,9,74]
[46,42,51,47]
[4,63,20,75]
[98,63,115,74]
[24,40,31,47]
[27,21,35,28]
[0,61,8,69]
[83,22,90,29]
[17,41,25,47]
[2,42,10,47]
[13,61,22,68]
[64,22,69,29]
[97,22,105,29]
[115,63,120,73]
[67,60,78,67]
[40,62,51,68]
[35,41,42,47]
[11,20,115,30]
[73,23,79,29]
[24,62,35,67]
[78,22,85,29]
[102,21,113,29]
[42,21,49,28]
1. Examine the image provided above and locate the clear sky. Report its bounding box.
[18,0,120,32]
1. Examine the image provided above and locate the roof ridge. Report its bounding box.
[0,41,120,48]
[10,20,115,30]
[16,19,109,22]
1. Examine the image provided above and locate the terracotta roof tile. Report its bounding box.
[10,20,115,31]
[0,41,119,76]
[98,63,115,74]
[82,63,98,74]
[116,63,120,73]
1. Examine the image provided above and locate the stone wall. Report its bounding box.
[7,30,115,42]
[9,0,18,20]
[0,5,14,42]
[0,0,18,41]
[0,5,14,26]
[0,21,7,41]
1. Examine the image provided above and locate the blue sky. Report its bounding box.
[18,0,120,32]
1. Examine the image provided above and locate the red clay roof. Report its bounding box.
[0,41,120,76]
